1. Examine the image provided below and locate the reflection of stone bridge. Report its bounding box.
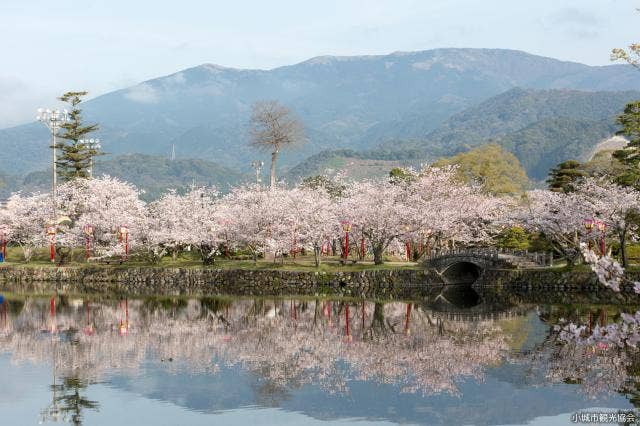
[424,249,551,284]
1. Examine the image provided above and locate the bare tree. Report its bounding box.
[249,100,305,188]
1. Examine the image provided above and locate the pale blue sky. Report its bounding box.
[0,0,637,128]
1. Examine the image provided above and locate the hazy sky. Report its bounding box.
[0,0,637,128]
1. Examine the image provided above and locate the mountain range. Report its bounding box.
[1,48,639,191]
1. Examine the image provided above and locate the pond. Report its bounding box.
[0,287,639,425]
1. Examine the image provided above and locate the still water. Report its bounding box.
[0,286,639,425]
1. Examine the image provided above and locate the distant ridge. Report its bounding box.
[1,48,639,184]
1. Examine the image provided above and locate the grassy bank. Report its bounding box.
[0,247,421,272]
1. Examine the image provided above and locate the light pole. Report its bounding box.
[251,161,264,185]
[583,218,607,255]
[597,220,607,255]
[0,224,8,261]
[83,224,94,260]
[78,138,101,178]
[37,108,68,204]
[583,218,594,250]
[341,221,352,260]
[118,226,129,261]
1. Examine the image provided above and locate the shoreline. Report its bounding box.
[0,265,639,299]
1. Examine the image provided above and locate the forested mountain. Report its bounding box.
[285,88,639,181]
[0,154,243,201]
[1,48,640,180]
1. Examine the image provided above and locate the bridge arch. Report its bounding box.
[440,261,483,284]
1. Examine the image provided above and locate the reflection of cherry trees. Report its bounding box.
[521,327,638,400]
[0,297,509,397]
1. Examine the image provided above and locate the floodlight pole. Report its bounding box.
[79,138,101,178]
[251,161,264,185]
[37,108,69,211]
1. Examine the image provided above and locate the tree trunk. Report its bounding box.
[313,244,321,267]
[373,244,384,265]
[620,228,629,268]
[270,150,279,189]
[200,244,215,265]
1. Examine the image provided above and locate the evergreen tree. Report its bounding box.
[55,91,100,181]
[546,160,585,193]
[612,101,640,189]
[495,226,529,251]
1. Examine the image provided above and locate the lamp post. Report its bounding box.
[583,218,606,255]
[46,225,56,263]
[404,225,412,261]
[596,220,607,255]
[118,226,129,261]
[78,138,101,178]
[583,218,595,250]
[341,221,352,259]
[0,224,8,261]
[83,224,94,260]
[37,108,68,208]
[251,161,264,185]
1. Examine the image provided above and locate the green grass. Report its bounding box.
[0,246,421,272]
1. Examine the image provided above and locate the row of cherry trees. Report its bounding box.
[0,167,507,265]
[1,165,637,266]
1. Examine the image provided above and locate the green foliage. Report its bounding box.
[55,91,100,181]
[527,232,554,253]
[496,226,529,250]
[431,143,530,195]
[613,101,640,189]
[501,118,617,180]
[582,150,627,178]
[546,160,586,193]
[388,167,414,184]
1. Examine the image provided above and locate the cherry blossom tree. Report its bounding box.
[574,178,640,267]
[284,187,338,266]
[516,189,587,265]
[0,192,52,261]
[56,176,147,262]
[218,185,287,263]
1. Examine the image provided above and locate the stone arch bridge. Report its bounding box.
[424,249,551,284]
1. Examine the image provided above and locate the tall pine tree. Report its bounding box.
[546,160,585,193]
[55,91,100,181]
[613,101,640,189]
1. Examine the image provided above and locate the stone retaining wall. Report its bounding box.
[2,266,639,300]
[0,266,443,299]
[477,269,640,305]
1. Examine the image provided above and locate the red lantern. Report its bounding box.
[341,221,352,259]
[0,225,9,260]
[118,226,129,261]
[596,221,606,254]
[83,224,94,260]
[46,225,56,263]
[583,218,595,231]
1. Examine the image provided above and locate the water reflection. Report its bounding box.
[0,294,639,425]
